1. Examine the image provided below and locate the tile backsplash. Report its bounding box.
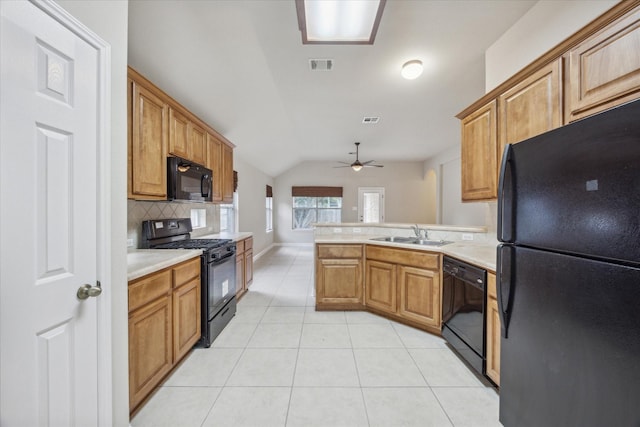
[127,200,220,248]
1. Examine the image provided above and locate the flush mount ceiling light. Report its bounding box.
[401,60,424,80]
[296,0,386,45]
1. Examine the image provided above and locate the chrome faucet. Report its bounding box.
[411,224,429,240]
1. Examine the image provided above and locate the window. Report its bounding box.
[266,185,273,232]
[292,186,343,229]
[190,208,207,229]
[219,192,237,233]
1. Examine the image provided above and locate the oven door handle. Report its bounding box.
[211,250,235,265]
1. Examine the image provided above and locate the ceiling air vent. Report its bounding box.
[309,59,333,71]
[362,117,380,124]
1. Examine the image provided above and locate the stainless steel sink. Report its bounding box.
[412,239,453,247]
[370,236,453,247]
[370,236,416,243]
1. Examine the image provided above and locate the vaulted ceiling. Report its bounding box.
[128,0,536,177]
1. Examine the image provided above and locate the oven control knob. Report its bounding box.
[477,279,483,284]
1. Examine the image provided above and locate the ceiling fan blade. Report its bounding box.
[361,160,376,165]
[333,165,351,168]
[336,161,351,165]
[364,164,384,168]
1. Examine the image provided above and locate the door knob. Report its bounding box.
[77,283,102,300]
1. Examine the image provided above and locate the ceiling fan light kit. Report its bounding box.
[335,142,384,172]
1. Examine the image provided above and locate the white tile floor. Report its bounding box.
[131,246,502,427]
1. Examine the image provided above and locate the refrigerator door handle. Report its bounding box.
[497,244,514,338]
[497,144,514,243]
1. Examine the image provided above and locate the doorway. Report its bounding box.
[358,187,385,223]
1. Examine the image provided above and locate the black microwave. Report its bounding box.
[167,157,213,202]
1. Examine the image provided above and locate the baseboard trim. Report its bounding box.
[253,243,275,262]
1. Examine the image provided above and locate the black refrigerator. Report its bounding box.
[497,99,640,427]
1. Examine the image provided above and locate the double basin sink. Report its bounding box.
[370,236,453,247]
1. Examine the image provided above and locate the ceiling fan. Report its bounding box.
[334,142,384,171]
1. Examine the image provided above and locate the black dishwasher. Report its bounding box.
[441,256,487,376]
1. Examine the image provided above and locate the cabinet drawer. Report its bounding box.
[317,244,363,259]
[487,272,497,300]
[236,239,245,254]
[172,257,200,288]
[244,237,253,251]
[128,269,172,312]
[366,245,439,269]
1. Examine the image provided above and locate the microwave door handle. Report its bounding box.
[201,174,211,198]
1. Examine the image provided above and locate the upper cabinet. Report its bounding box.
[168,107,190,159]
[127,67,235,202]
[461,101,497,201]
[128,77,168,200]
[458,2,640,202]
[498,59,563,158]
[566,8,640,121]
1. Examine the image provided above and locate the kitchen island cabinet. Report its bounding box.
[366,245,442,333]
[128,256,200,414]
[315,244,364,310]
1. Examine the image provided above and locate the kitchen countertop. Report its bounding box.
[197,231,253,241]
[315,234,497,272]
[127,249,203,281]
[127,232,253,281]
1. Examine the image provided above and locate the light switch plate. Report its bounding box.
[353,228,362,233]
[462,233,474,241]
[333,228,342,233]
[127,238,134,247]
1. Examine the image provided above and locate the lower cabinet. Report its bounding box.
[485,272,501,385]
[397,265,441,329]
[365,260,396,313]
[315,244,364,309]
[365,245,442,333]
[235,236,253,299]
[128,257,201,414]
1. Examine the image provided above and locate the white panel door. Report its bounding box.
[1,1,106,425]
[358,187,385,223]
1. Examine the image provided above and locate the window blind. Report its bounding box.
[291,186,343,197]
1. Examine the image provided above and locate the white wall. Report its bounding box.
[235,157,275,255]
[485,0,617,91]
[274,161,433,244]
[53,0,129,424]
[423,146,490,228]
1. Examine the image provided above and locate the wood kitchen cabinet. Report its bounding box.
[398,265,441,329]
[128,72,168,200]
[222,143,234,203]
[567,6,640,122]
[235,237,254,300]
[460,100,498,201]
[498,59,563,164]
[486,271,501,386]
[365,245,442,333]
[315,244,364,310]
[168,107,190,160]
[128,257,201,414]
[365,259,397,314]
[457,2,639,203]
[128,66,235,202]
[207,133,223,201]
[189,122,208,166]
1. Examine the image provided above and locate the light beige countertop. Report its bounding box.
[197,231,253,241]
[127,249,202,281]
[314,234,497,272]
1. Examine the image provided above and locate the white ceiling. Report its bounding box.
[128,0,536,177]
